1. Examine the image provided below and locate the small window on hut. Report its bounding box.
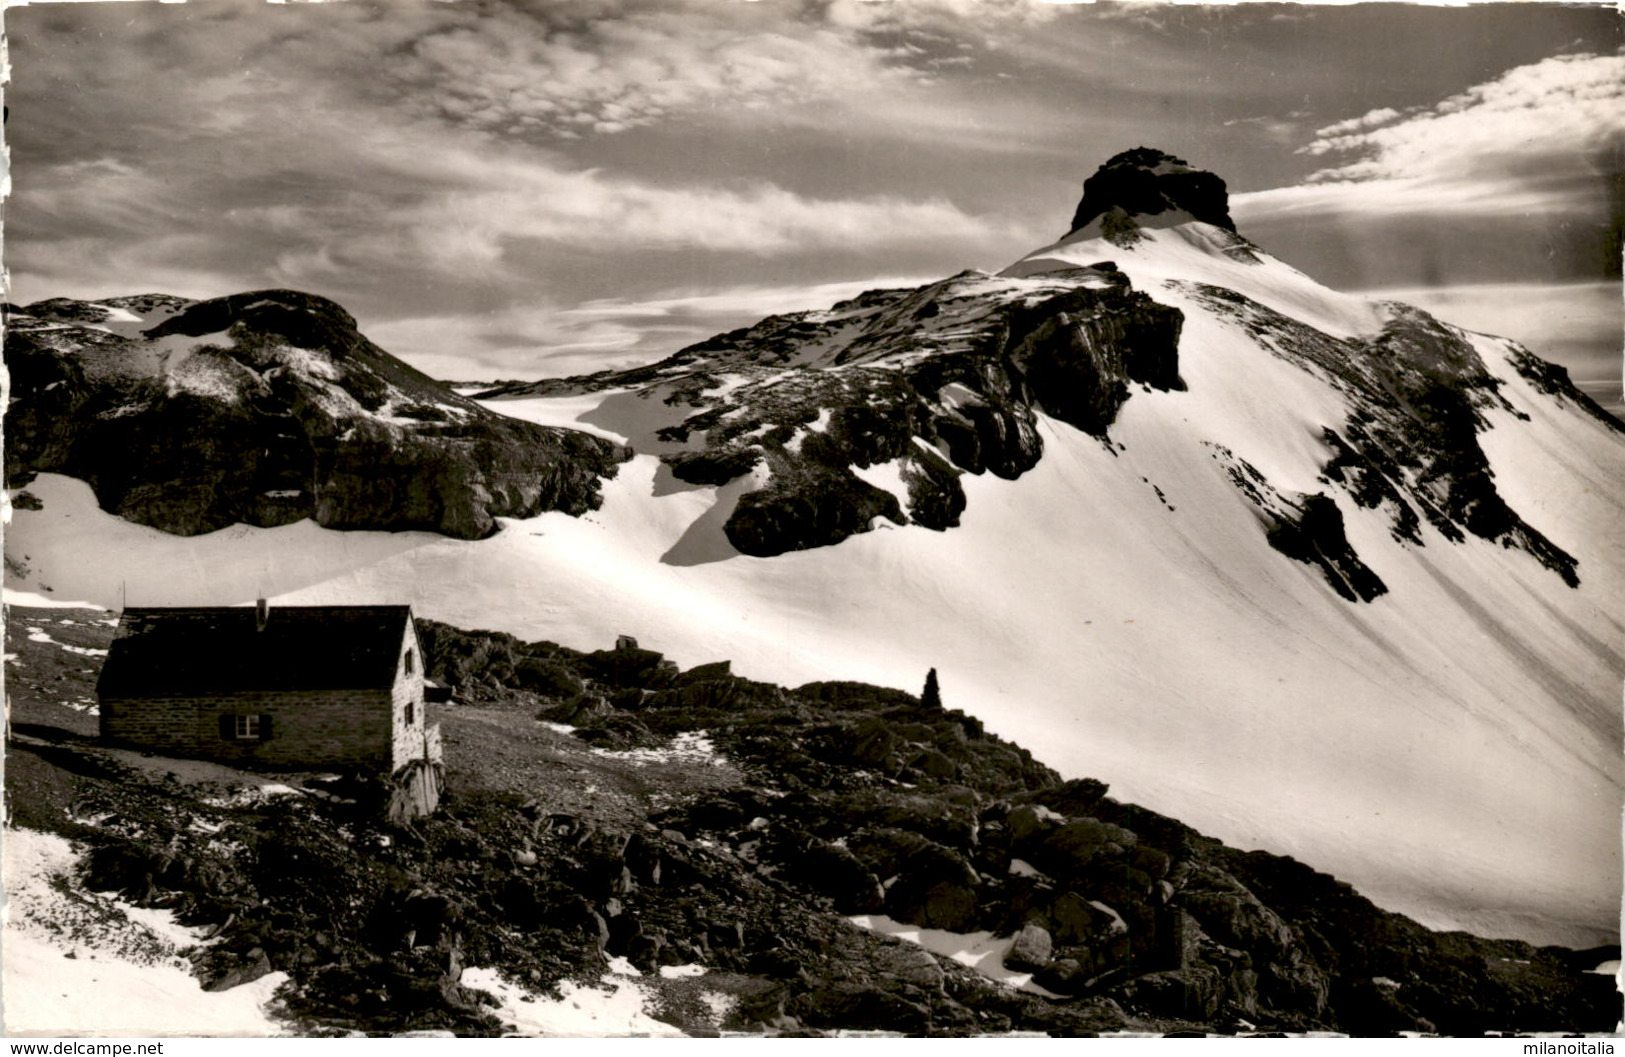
[404,648,415,676]
[220,714,271,741]
[405,699,415,726]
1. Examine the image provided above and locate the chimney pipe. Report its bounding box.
[256,597,270,632]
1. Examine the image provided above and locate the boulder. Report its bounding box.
[1036,778,1110,816]
[1118,966,1225,1021]
[1005,924,1053,972]
[582,646,668,688]
[1130,845,1171,880]
[677,660,732,685]
[1046,891,1103,944]
[907,748,960,781]
[849,719,901,767]
[791,983,933,1034]
[202,946,275,992]
[515,656,583,698]
[1036,817,1135,874]
[872,943,948,992]
[851,831,980,932]
[888,876,980,933]
[1177,864,1295,959]
[1004,804,1058,846]
[788,841,884,914]
[1035,957,1086,993]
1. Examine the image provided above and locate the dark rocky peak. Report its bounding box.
[142,288,361,348]
[1067,148,1236,236]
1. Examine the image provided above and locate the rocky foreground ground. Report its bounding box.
[5,606,1618,1036]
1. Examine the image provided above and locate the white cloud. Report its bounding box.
[387,3,928,139]
[1301,52,1624,184]
[1236,52,1625,223]
[5,0,1032,311]
[7,42,1014,305]
[409,170,1009,261]
[246,137,1012,288]
[1234,174,1596,221]
[1311,106,1403,139]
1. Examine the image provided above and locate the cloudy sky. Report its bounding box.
[5,0,1621,408]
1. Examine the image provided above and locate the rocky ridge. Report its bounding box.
[4,291,630,539]
[482,264,1185,557]
[7,608,1617,1036]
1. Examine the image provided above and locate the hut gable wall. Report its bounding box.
[389,621,429,772]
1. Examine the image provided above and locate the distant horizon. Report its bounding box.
[6,0,1620,406]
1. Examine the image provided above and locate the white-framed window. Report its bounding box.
[235,714,261,740]
[404,648,416,676]
[405,699,415,726]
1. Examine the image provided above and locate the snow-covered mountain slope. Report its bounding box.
[476,263,1184,558]
[7,151,1621,948]
[5,290,628,539]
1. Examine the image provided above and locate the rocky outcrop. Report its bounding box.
[1505,346,1625,435]
[1210,446,1388,603]
[5,290,630,539]
[1066,148,1237,236]
[1190,285,1580,589]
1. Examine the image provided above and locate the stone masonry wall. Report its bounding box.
[101,687,396,771]
[390,622,428,773]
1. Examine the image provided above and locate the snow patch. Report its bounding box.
[24,627,108,656]
[459,966,681,1037]
[657,964,708,979]
[605,955,642,977]
[850,458,909,503]
[849,915,1063,998]
[1009,220,1386,339]
[588,731,726,768]
[269,344,339,381]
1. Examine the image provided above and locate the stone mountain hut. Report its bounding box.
[96,601,444,818]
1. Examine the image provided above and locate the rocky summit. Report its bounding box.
[1066,148,1237,237]
[4,290,630,539]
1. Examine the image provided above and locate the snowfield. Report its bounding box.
[2,828,290,1036]
[8,221,1621,949]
